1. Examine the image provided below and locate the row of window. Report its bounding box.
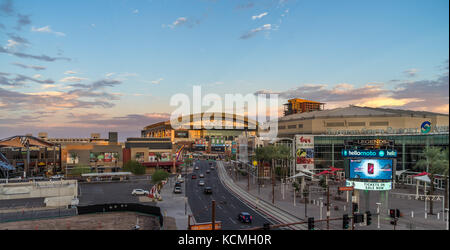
[278,121,390,129]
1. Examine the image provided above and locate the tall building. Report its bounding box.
[283,98,325,116]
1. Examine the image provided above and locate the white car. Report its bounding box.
[195,166,200,170]
[198,181,205,186]
[131,189,149,196]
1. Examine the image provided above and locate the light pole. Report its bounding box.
[376,202,381,229]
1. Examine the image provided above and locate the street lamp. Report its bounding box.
[376,202,381,229]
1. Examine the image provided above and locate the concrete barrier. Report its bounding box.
[0,180,78,207]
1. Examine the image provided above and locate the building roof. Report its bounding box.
[286,98,324,104]
[279,105,448,121]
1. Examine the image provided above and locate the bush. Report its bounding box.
[151,170,170,184]
[123,160,145,175]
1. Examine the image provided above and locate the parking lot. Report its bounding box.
[79,177,155,206]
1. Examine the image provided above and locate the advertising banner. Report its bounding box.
[295,135,315,171]
[349,159,393,180]
[104,153,112,162]
[342,149,397,158]
[346,180,392,191]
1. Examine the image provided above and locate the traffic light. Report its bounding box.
[354,213,364,223]
[389,209,396,218]
[390,209,401,218]
[352,203,358,213]
[308,217,315,230]
[343,214,350,229]
[366,211,372,226]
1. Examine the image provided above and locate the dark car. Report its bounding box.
[199,174,205,178]
[238,212,252,223]
[204,187,213,194]
[192,174,197,179]
[206,170,211,174]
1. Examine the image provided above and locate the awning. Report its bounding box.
[414,175,431,183]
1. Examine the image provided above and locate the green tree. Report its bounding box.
[112,152,120,171]
[70,164,92,176]
[151,169,170,186]
[123,160,145,175]
[155,152,162,170]
[414,147,448,214]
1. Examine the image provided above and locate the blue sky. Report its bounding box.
[0,0,448,139]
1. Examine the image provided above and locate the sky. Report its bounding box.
[0,0,449,141]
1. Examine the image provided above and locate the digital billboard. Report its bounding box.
[349,159,393,180]
[346,180,392,191]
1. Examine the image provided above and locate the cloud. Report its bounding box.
[0,73,54,86]
[59,76,88,83]
[252,12,268,20]
[403,68,419,77]
[240,24,272,39]
[7,33,30,45]
[69,79,122,91]
[11,62,46,71]
[4,39,19,49]
[168,17,188,28]
[254,61,449,114]
[151,78,164,84]
[0,0,13,15]
[64,70,77,75]
[0,46,71,62]
[31,25,66,36]
[133,9,139,14]
[15,14,31,30]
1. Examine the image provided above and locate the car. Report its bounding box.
[210,166,215,170]
[195,166,199,170]
[192,174,197,179]
[198,180,205,186]
[238,212,252,223]
[199,174,205,178]
[131,189,149,196]
[206,170,211,174]
[204,187,213,194]
[173,186,182,194]
[178,178,185,183]
[175,182,182,187]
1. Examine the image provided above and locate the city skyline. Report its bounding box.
[1,0,449,139]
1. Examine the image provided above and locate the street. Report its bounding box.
[186,160,274,230]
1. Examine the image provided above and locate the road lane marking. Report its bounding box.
[229,217,237,224]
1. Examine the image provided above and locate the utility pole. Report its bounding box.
[248,164,250,192]
[272,162,275,204]
[327,185,330,230]
[212,200,216,230]
[304,190,308,218]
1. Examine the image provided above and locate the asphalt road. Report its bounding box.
[186,160,273,230]
[79,177,154,206]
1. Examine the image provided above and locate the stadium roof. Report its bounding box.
[279,105,448,121]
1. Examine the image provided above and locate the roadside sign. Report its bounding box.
[190,221,222,230]
[338,186,354,192]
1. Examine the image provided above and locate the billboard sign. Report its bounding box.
[346,180,392,191]
[349,159,393,180]
[295,135,314,171]
[342,149,397,158]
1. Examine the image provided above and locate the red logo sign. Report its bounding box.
[299,136,311,143]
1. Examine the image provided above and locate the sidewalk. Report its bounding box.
[156,168,193,230]
[224,162,447,230]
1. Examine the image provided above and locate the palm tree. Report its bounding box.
[70,152,78,164]
[155,152,162,171]
[414,147,448,215]
[112,152,120,172]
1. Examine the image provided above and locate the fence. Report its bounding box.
[0,207,77,223]
[77,203,164,227]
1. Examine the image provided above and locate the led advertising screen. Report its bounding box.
[349,159,393,180]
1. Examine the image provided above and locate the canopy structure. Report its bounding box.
[314,170,336,176]
[287,172,309,179]
[0,135,58,148]
[414,175,431,183]
[395,169,410,176]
